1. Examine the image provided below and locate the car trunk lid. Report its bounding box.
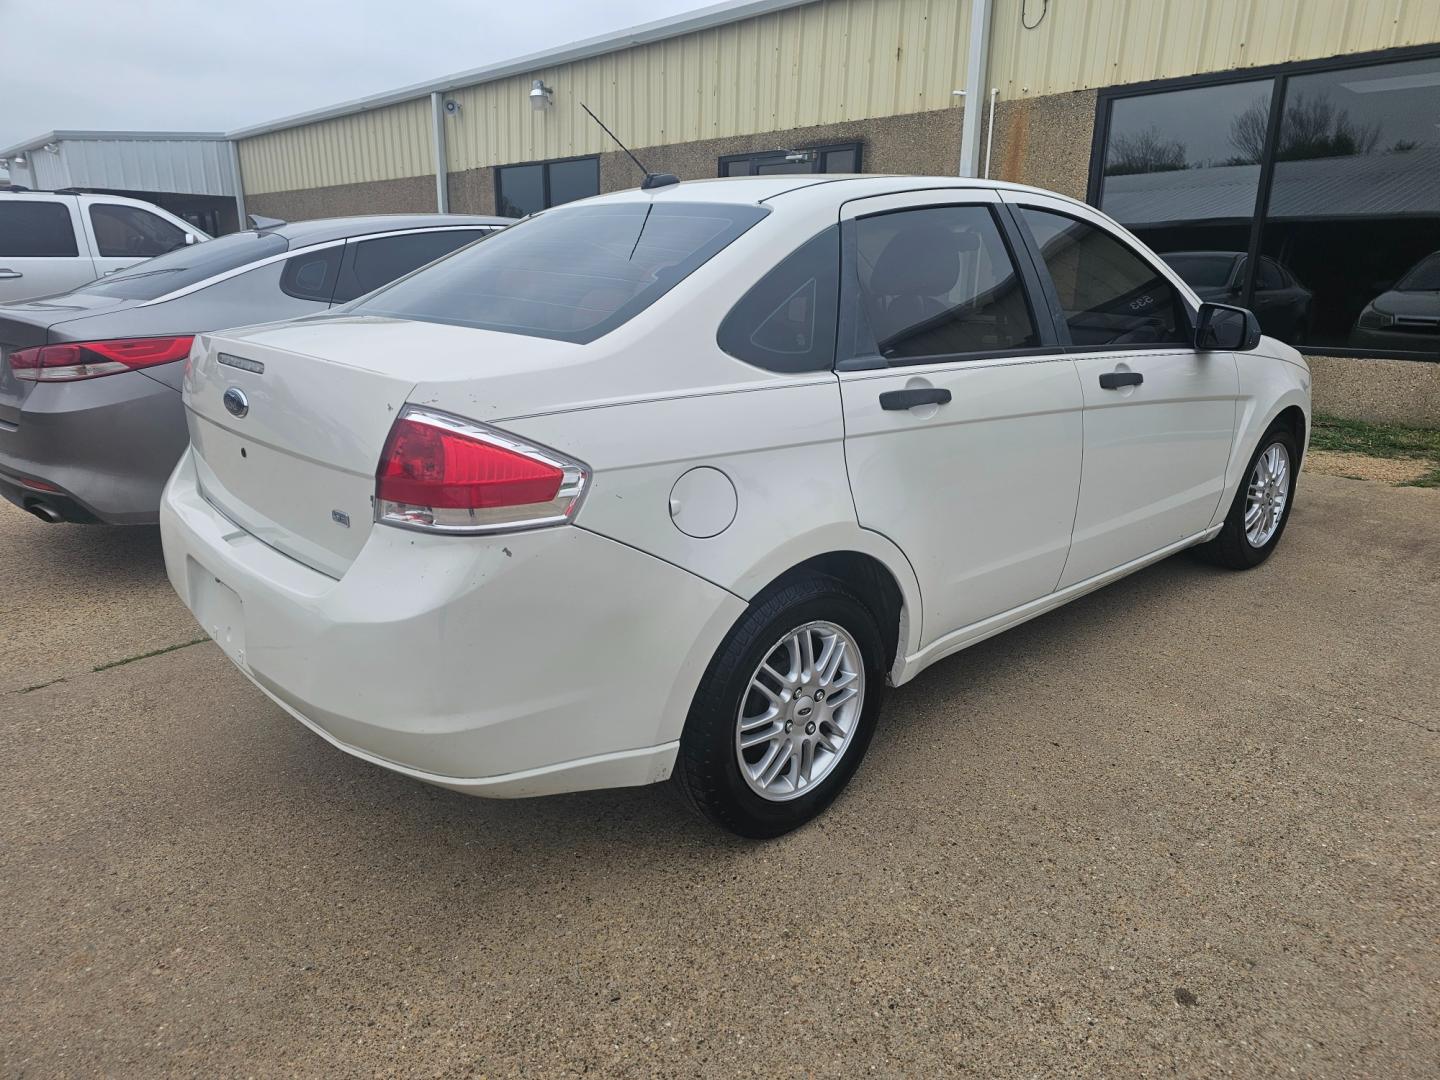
[0,295,140,425]
[185,327,418,578]
[185,314,609,577]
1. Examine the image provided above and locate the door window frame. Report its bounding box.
[835,189,1060,372]
[1002,192,1199,354]
[1087,42,1440,362]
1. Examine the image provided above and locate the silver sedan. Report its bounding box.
[0,213,509,524]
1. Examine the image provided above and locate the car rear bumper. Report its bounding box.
[0,368,186,524]
[160,448,747,796]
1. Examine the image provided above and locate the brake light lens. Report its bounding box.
[375,407,589,533]
[8,336,194,382]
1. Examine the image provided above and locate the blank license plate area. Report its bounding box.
[188,558,247,667]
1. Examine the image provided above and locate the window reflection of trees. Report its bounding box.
[1230,93,1382,162]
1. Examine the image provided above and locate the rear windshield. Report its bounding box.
[1164,254,1235,289]
[347,201,768,343]
[1396,252,1440,292]
[77,231,289,300]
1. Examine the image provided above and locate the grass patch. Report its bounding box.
[92,637,208,673]
[1310,415,1440,488]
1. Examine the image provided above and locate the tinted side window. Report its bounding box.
[1019,208,1188,347]
[844,205,1038,363]
[90,204,186,258]
[332,230,483,304]
[718,227,839,373]
[0,201,79,257]
[1255,257,1284,291]
[280,246,343,302]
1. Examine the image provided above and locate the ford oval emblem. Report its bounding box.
[222,387,249,418]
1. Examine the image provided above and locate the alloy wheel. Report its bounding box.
[735,620,865,802]
[1245,442,1290,548]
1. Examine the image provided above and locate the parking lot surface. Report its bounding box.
[2,472,1436,1078]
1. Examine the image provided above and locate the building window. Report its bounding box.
[495,156,599,218]
[1092,48,1440,361]
[719,143,862,177]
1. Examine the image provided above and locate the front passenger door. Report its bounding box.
[836,191,1083,648]
[1009,197,1239,588]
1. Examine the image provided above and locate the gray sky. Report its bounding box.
[1,0,709,164]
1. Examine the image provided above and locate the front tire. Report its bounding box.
[674,574,887,838]
[1197,424,1299,570]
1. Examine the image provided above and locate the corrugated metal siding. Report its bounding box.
[237,98,433,194]
[234,0,1440,190]
[988,0,1440,99]
[445,0,971,170]
[17,138,236,194]
[57,138,237,195]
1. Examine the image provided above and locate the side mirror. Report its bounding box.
[1195,301,1261,351]
[184,233,198,246]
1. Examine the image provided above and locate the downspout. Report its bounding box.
[958,0,995,178]
[431,91,450,213]
[984,87,998,178]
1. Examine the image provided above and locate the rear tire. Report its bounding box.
[1196,424,1299,570]
[674,574,887,838]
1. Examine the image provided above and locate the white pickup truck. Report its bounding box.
[0,190,209,303]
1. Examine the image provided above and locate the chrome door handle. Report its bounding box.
[0,269,23,280]
[1099,370,1143,390]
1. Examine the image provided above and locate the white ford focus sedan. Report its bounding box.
[160,176,1311,837]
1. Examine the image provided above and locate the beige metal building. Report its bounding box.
[107,1,1440,418]
[227,0,1440,422]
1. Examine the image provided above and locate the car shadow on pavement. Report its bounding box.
[246,547,1230,874]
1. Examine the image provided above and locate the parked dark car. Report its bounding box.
[0,214,510,524]
[1349,251,1440,352]
[1163,251,1313,344]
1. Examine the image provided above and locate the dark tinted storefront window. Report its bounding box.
[719,142,863,177]
[1261,58,1440,354]
[1094,51,1440,360]
[495,157,598,218]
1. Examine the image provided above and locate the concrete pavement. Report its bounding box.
[1,472,1436,1077]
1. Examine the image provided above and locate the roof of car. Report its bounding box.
[587,174,1093,212]
[272,214,513,246]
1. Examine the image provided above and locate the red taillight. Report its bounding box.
[375,408,588,532]
[9,336,194,382]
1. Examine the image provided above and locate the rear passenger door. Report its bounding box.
[1005,194,1238,587]
[836,190,1083,647]
[331,228,491,304]
[0,196,93,301]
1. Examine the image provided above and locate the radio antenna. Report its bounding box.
[580,102,678,190]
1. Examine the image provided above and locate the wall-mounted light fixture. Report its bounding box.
[529,79,554,110]
[41,143,59,154]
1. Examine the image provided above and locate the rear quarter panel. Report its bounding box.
[502,380,926,669]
